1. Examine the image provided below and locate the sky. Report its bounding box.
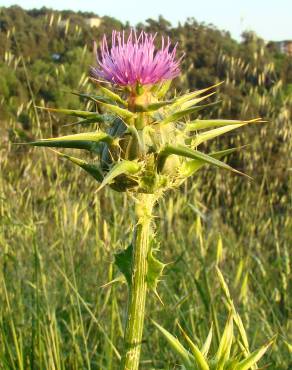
[2,0,291,41]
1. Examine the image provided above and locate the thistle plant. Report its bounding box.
[153,267,275,370]
[26,29,264,369]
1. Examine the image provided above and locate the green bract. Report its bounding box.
[28,82,261,193]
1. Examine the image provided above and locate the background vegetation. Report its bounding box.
[0,6,291,369]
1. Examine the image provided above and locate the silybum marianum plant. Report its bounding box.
[27,29,265,369]
[153,267,275,370]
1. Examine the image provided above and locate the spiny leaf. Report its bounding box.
[178,323,210,370]
[233,338,275,370]
[127,126,143,152]
[134,100,173,112]
[180,159,205,177]
[90,77,127,106]
[180,92,216,110]
[114,241,166,294]
[147,248,166,295]
[52,150,104,182]
[98,85,127,106]
[114,244,133,286]
[152,320,194,368]
[97,160,141,191]
[185,118,262,131]
[72,91,114,105]
[172,81,223,107]
[64,115,115,127]
[27,131,113,152]
[191,123,247,147]
[159,101,220,125]
[180,147,244,177]
[92,100,134,120]
[151,79,172,98]
[36,106,106,120]
[52,150,102,180]
[161,144,250,178]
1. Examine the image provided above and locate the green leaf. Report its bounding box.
[180,147,242,177]
[233,338,274,370]
[114,244,133,286]
[171,82,223,107]
[180,159,204,178]
[178,323,210,370]
[94,100,134,120]
[98,85,127,106]
[159,101,220,125]
[191,123,247,147]
[90,78,127,106]
[127,125,143,152]
[114,240,165,294]
[160,144,249,178]
[180,92,216,110]
[72,91,115,105]
[28,131,113,152]
[152,320,194,369]
[151,80,172,98]
[64,115,115,127]
[147,248,165,295]
[97,160,141,191]
[114,241,166,295]
[148,92,215,116]
[36,106,106,120]
[186,119,244,131]
[134,100,173,112]
[51,150,103,182]
[186,118,262,131]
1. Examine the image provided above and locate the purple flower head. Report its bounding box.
[90,29,182,87]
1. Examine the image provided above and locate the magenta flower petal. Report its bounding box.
[90,29,182,87]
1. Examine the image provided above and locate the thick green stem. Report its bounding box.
[120,194,155,370]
